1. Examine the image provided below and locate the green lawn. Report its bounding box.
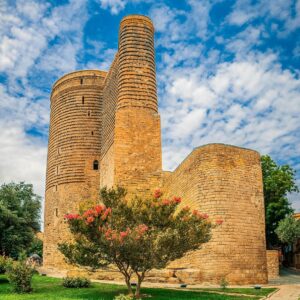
[0,275,275,300]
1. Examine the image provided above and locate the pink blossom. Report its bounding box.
[183,206,190,211]
[120,231,128,238]
[83,209,95,218]
[95,205,105,215]
[154,189,162,199]
[136,224,148,234]
[162,199,171,205]
[216,219,223,225]
[201,213,209,219]
[193,210,200,216]
[173,196,182,204]
[86,216,94,224]
[64,213,80,220]
[101,207,112,220]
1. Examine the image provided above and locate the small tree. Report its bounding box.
[261,155,299,247]
[59,187,218,298]
[275,215,300,245]
[0,182,41,258]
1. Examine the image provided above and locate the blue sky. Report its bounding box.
[0,0,300,213]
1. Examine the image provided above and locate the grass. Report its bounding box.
[0,274,275,300]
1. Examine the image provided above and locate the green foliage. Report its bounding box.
[275,215,300,244]
[261,155,299,247]
[0,256,12,274]
[6,260,34,293]
[27,238,43,258]
[62,277,91,288]
[0,182,41,258]
[219,277,228,290]
[114,294,133,300]
[59,187,215,298]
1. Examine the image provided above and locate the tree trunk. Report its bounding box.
[135,272,145,299]
[125,276,133,295]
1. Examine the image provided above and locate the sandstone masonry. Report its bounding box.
[44,15,268,284]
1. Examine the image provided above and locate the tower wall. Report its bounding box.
[114,15,162,195]
[43,70,106,268]
[163,144,268,284]
[100,54,119,189]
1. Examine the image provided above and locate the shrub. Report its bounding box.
[0,256,6,274]
[62,276,91,288]
[6,260,34,293]
[220,276,228,289]
[114,294,133,300]
[59,187,216,298]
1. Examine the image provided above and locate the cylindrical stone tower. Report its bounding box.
[164,144,268,284]
[114,15,162,195]
[43,70,106,269]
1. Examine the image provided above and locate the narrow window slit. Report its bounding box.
[82,96,84,104]
[93,160,99,170]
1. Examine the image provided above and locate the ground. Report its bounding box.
[0,275,275,300]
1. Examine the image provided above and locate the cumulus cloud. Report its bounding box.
[0,0,90,215]
[97,0,150,15]
[150,2,300,209]
[227,0,300,35]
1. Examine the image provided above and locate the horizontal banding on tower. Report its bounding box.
[46,70,106,190]
[118,15,157,112]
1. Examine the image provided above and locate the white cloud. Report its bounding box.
[0,0,90,222]
[97,0,149,15]
[160,56,300,210]
[227,0,300,35]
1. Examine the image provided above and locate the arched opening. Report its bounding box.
[93,160,99,170]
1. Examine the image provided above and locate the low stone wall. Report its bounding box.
[66,267,207,285]
[267,250,279,280]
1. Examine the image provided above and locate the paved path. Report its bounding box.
[268,268,300,300]
[268,285,300,300]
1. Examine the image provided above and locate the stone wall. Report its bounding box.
[163,144,268,284]
[267,250,279,280]
[100,54,119,188]
[113,15,162,196]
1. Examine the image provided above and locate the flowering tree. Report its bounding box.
[59,187,219,298]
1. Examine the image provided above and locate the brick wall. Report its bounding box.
[163,144,268,284]
[267,250,279,280]
[113,15,162,196]
[44,70,106,268]
[100,54,119,188]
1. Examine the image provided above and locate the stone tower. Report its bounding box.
[43,70,106,268]
[114,15,162,194]
[44,15,268,284]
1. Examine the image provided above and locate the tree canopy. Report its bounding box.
[261,155,299,247]
[59,187,217,298]
[0,182,41,258]
[275,215,300,245]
